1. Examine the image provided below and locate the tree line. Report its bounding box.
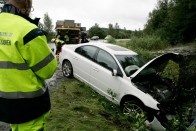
[87,23,133,39]
[88,0,196,44]
[144,0,196,44]
[42,0,196,45]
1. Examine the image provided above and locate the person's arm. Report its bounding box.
[20,28,57,80]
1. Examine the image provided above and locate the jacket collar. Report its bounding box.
[1,4,40,26]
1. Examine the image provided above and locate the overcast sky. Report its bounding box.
[31,0,158,30]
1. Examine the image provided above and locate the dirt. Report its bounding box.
[0,122,9,131]
[158,45,196,55]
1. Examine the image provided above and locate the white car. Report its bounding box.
[59,42,181,130]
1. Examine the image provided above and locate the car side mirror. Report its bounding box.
[125,65,139,76]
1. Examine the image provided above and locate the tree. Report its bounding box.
[144,0,169,37]
[114,23,120,38]
[43,13,54,42]
[107,23,120,38]
[108,23,114,37]
[144,0,196,44]
[170,0,196,43]
[88,23,106,39]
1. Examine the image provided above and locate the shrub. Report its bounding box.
[126,35,168,51]
[106,36,116,44]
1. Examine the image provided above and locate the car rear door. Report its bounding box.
[73,45,98,83]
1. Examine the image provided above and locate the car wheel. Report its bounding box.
[62,60,73,78]
[122,100,154,122]
[122,100,144,115]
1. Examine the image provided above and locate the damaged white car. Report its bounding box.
[59,42,182,130]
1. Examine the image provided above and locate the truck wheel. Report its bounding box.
[62,60,73,78]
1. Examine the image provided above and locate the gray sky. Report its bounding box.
[31,0,157,30]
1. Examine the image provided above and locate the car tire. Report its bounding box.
[62,60,73,78]
[122,100,145,115]
[122,100,154,122]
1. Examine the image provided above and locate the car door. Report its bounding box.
[73,45,98,83]
[90,49,122,101]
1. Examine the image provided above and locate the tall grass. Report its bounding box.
[126,35,168,51]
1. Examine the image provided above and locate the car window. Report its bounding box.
[96,49,118,71]
[116,55,148,76]
[75,45,97,60]
[116,55,147,69]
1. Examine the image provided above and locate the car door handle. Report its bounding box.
[93,68,99,72]
[73,57,78,60]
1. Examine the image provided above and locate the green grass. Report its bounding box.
[47,79,131,131]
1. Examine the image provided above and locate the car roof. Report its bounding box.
[81,42,138,55]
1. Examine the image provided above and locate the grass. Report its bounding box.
[47,79,131,131]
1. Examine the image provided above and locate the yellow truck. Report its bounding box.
[55,20,84,44]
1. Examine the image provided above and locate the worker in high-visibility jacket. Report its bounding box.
[0,0,57,131]
[55,35,65,55]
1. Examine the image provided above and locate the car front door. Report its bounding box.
[90,49,122,102]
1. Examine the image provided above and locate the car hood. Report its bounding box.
[130,53,182,78]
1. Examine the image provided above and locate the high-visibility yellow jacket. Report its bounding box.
[55,35,64,46]
[0,5,57,124]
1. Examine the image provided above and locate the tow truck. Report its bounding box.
[54,20,87,60]
[55,20,87,44]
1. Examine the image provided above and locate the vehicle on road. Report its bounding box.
[55,20,87,44]
[59,42,182,130]
[90,36,99,40]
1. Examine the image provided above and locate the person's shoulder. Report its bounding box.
[4,13,37,29]
[1,13,38,34]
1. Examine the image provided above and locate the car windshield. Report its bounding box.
[116,55,148,76]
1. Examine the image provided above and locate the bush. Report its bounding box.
[126,35,168,51]
[105,36,116,44]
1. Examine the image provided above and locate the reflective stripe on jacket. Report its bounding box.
[0,12,57,123]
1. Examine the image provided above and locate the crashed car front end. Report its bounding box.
[117,52,195,130]
[132,73,180,130]
[130,53,183,130]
